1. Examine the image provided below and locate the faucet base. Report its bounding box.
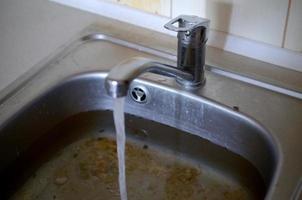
[176,76,206,89]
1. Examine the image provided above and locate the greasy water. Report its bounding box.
[113,98,127,200]
[11,135,254,200]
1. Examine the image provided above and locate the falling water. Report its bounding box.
[113,97,128,200]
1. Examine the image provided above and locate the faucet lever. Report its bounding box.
[164,15,209,34]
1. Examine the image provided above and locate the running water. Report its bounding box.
[113,97,128,200]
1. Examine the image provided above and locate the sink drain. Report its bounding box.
[130,86,149,103]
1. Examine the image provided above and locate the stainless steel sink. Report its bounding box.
[0,72,277,199]
[0,25,301,199]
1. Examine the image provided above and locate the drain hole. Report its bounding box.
[130,86,148,103]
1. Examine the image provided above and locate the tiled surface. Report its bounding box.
[284,0,302,52]
[1,0,301,95]
[107,0,171,17]
[112,0,290,47]
[171,0,205,18]
[174,0,288,47]
[108,0,302,54]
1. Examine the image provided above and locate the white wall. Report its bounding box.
[108,0,302,52]
[52,0,302,72]
[284,0,302,52]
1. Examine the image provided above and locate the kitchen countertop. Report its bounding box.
[0,0,94,92]
[1,0,302,94]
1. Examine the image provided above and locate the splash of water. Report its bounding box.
[113,97,128,200]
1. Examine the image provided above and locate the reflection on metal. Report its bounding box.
[0,72,279,199]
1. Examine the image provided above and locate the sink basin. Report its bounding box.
[0,72,278,199]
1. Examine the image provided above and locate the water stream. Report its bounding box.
[113,97,128,200]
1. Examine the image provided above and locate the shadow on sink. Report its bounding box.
[0,72,279,199]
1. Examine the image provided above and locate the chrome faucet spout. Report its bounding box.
[105,15,210,98]
[105,57,193,98]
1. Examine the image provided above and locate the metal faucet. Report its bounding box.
[105,15,210,98]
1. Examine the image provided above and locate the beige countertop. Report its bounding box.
[1,0,301,94]
[0,0,95,92]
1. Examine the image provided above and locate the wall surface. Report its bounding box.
[284,0,302,52]
[1,0,301,94]
[108,0,301,53]
[55,0,302,72]
[109,0,171,17]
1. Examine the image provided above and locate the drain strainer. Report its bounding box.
[130,86,149,103]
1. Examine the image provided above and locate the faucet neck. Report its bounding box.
[176,28,207,87]
[165,15,210,87]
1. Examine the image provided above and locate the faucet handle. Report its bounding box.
[164,15,210,33]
